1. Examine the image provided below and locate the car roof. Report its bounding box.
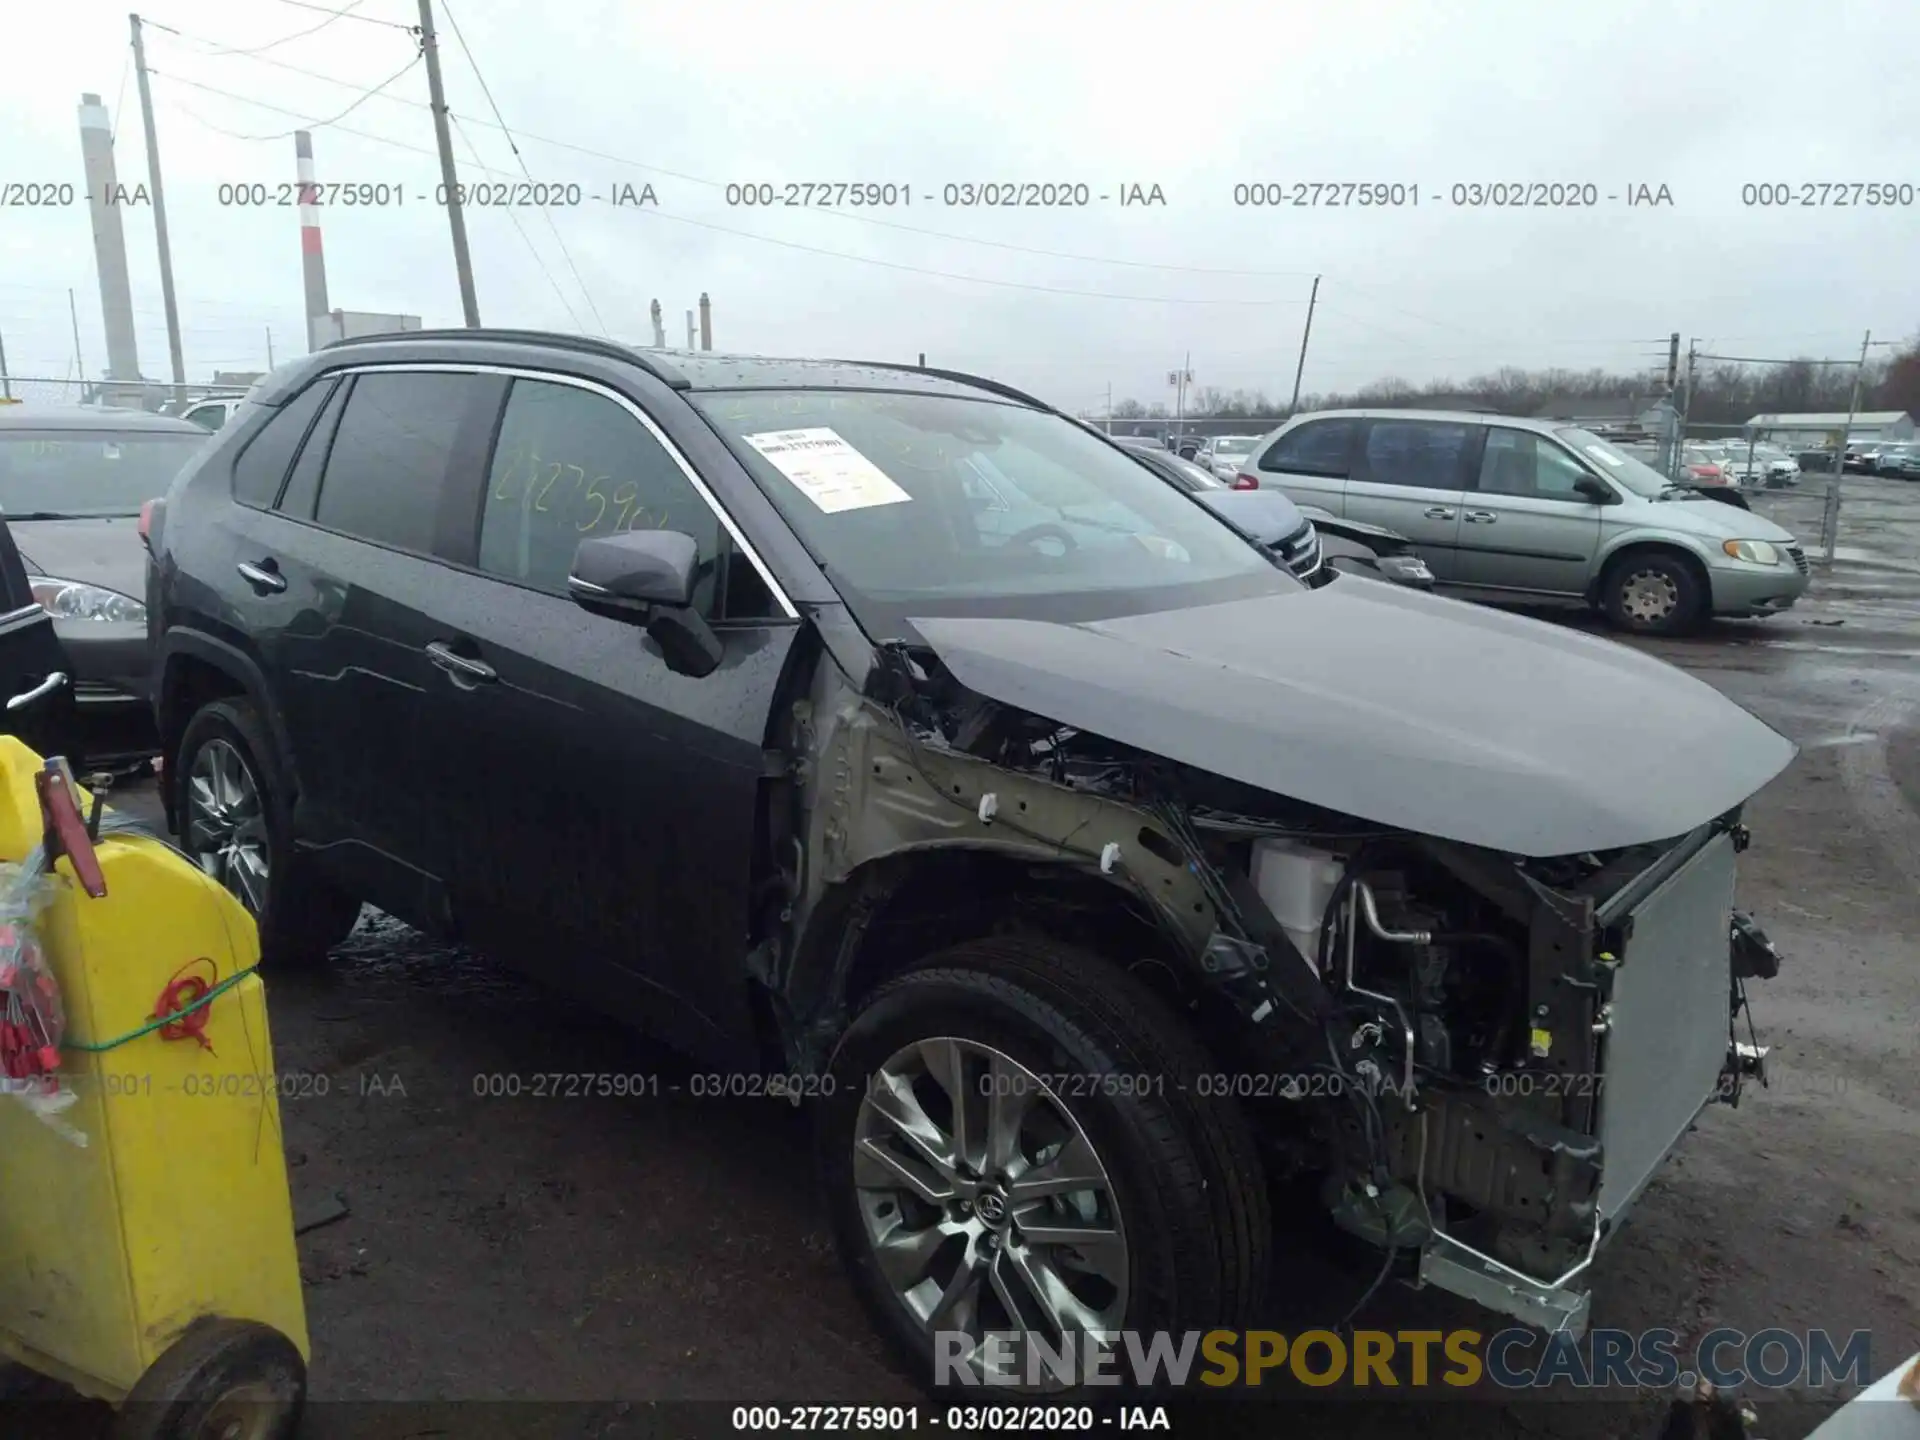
[1273,408,1577,434]
[312,328,1050,408]
[0,404,205,433]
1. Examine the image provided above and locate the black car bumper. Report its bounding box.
[51,618,157,767]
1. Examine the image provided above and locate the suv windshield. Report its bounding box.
[1556,427,1671,498]
[0,429,205,516]
[697,389,1289,629]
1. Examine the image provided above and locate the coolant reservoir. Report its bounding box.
[1250,838,1346,973]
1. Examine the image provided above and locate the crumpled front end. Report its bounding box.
[787,629,1787,1339]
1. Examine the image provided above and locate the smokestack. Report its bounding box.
[295,131,330,352]
[698,292,711,350]
[76,93,141,383]
[649,298,664,347]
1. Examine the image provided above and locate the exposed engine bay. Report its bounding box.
[803,639,1785,1335]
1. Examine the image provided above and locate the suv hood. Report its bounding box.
[911,582,1796,856]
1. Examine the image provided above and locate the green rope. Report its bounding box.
[61,966,258,1054]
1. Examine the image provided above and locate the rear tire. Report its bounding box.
[818,935,1269,1394]
[175,698,361,967]
[1602,550,1706,636]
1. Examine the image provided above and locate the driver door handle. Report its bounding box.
[236,559,287,594]
[1423,506,1456,519]
[7,671,68,712]
[426,641,497,686]
[1463,510,1499,524]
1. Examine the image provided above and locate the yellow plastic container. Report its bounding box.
[0,738,308,1420]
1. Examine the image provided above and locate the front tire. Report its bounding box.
[818,936,1269,1394]
[1602,550,1706,636]
[175,698,361,966]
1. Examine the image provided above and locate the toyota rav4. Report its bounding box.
[144,331,1791,1389]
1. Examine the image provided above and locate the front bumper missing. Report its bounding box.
[1405,839,1779,1338]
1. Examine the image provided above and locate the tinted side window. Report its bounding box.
[277,376,352,519]
[1477,429,1594,500]
[313,371,471,552]
[477,379,725,614]
[231,379,333,509]
[1259,418,1357,477]
[1357,420,1474,490]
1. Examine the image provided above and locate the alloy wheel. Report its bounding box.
[852,1037,1128,1384]
[186,738,271,916]
[1619,567,1680,626]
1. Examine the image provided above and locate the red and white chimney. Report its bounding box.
[295,130,331,352]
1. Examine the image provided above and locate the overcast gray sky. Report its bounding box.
[3,0,1915,410]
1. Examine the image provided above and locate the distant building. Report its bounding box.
[1744,410,1914,446]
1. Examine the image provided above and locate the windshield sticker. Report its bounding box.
[1584,445,1624,467]
[743,427,912,514]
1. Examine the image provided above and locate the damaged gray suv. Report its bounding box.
[146,332,1792,1389]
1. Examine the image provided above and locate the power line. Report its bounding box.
[145,54,421,141]
[267,0,416,32]
[110,49,131,146]
[162,0,377,57]
[439,0,608,335]
[135,32,1324,281]
[144,72,1313,307]
[448,113,585,333]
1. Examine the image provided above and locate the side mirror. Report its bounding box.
[1573,475,1615,504]
[568,530,723,678]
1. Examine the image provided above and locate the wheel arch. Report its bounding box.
[778,844,1201,1069]
[1589,536,1714,608]
[155,629,298,832]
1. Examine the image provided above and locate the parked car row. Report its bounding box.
[122,329,1792,1391]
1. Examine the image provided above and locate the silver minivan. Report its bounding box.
[1238,409,1810,635]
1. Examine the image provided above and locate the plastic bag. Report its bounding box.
[0,860,83,1145]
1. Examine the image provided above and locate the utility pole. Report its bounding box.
[68,289,86,396]
[1169,356,1193,449]
[1670,339,1698,481]
[1289,275,1321,415]
[130,15,185,384]
[266,327,275,368]
[0,324,12,400]
[417,0,480,326]
[685,310,695,349]
[1665,332,1681,393]
[1819,329,1871,559]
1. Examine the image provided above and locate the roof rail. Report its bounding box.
[832,358,1061,415]
[321,327,691,389]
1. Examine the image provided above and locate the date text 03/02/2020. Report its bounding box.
[730,1405,1173,1431]
[722,182,1167,207]
[1229,182,1675,207]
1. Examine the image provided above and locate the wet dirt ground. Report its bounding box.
[35,475,1920,1437]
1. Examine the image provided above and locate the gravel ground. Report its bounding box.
[20,475,1920,1438]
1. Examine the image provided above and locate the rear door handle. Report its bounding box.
[6,671,68,712]
[236,559,287,594]
[1463,510,1499,523]
[426,641,497,686]
[1423,506,1456,519]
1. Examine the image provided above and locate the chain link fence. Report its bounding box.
[0,377,256,415]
